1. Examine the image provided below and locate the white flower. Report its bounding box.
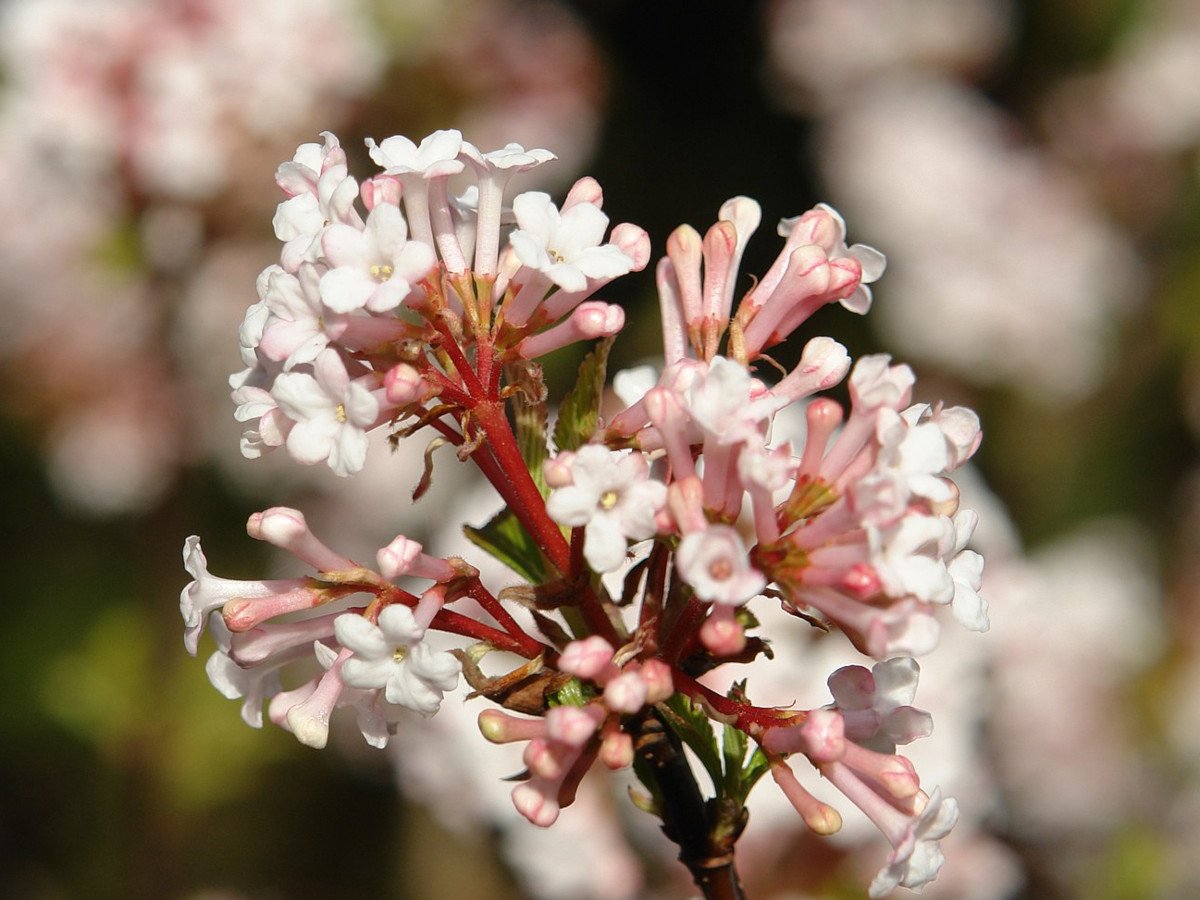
[319,204,437,313]
[827,657,933,753]
[868,788,959,898]
[509,191,635,292]
[946,509,988,631]
[544,446,666,572]
[869,514,956,605]
[258,263,348,369]
[676,525,766,605]
[204,618,284,728]
[335,605,461,717]
[270,348,379,476]
[180,535,308,656]
[366,130,466,179]
[814,202,887,314]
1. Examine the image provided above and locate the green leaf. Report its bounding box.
[463,508,549,584]
[546,677,594,708]
[721,713,749,797]
[507,361,551,497]
[659,692,725,794]
[553,336,614,452]
[735,747,771,805]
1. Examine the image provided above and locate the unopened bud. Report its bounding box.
[477,708,546,744]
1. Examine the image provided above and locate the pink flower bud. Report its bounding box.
[543,452,577,489]
[639,659,674,704]
[383,363,428,406]
[610,222,652,272]
[797,398,845,479]
[517,301,626,359]
[771,762,844,836]
[512,781,560,827]
[524,738,567,780]
[666,224,703,328]
[599,727,634,770]
[604,671,648,714]
[558,636,616,680]
[699,605,746,656]
[246,507,351,572]
[477,709,547,744]
[361,175,402,211]
[562,175,603,210]
[546,705,603,747]
[222,585,324,632]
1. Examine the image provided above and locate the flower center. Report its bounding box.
[371,263,394,281]
[548,248,565,264]
[708,558,733,581]
[599,489,620,510]
[335,403,347,423]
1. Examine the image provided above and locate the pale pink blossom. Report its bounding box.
[270,348,379,476]
[509,191,636,293]
[544,446,666,573]
[675,525,766,605]
[335,601,461,717]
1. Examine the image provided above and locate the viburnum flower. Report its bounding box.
[181,128,989,900]
[270,348,379,476]
[319,203,437,313]
[334,601,461,717]
[676,525,767,605]
[826,657,934,754]
[544,445,667,572]
[868,788,960,898]
[509,191,636,292]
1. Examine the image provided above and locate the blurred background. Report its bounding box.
[2,0,1199,898]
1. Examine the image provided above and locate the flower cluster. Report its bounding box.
[182,128,986,898]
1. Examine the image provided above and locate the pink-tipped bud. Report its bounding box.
[384,363,428,406]
[599,727,634,770]
[558,636,616,680]
[574,302,625,339]
[512,781,560,827]
[666,224,703,327]
[377,535,456,583]
[639,659,674,705]
[665,474,707,533]
[543,451,576,489]
[361,174,402,211]
[800,708,846,763]
[377,535,423,581]
[604,671,649,714]
[699,605,746,656]
[222,585,323,632]
[842,742,921,799]
[517,301,626,359]
[841,563,881,598]
[546,705,603,747]
[478,709,547,744]
[247,507,351,572]
[610,222,652,272]
[563,175,604,210]
[771,762,843,835]
[797,398,844,479]
[283,653,351,749]
[827,255,863,290]
[524,738,568,780]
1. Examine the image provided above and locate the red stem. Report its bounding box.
[670,669,800,734]
[465,577,532,642]
[431,607,545,658]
